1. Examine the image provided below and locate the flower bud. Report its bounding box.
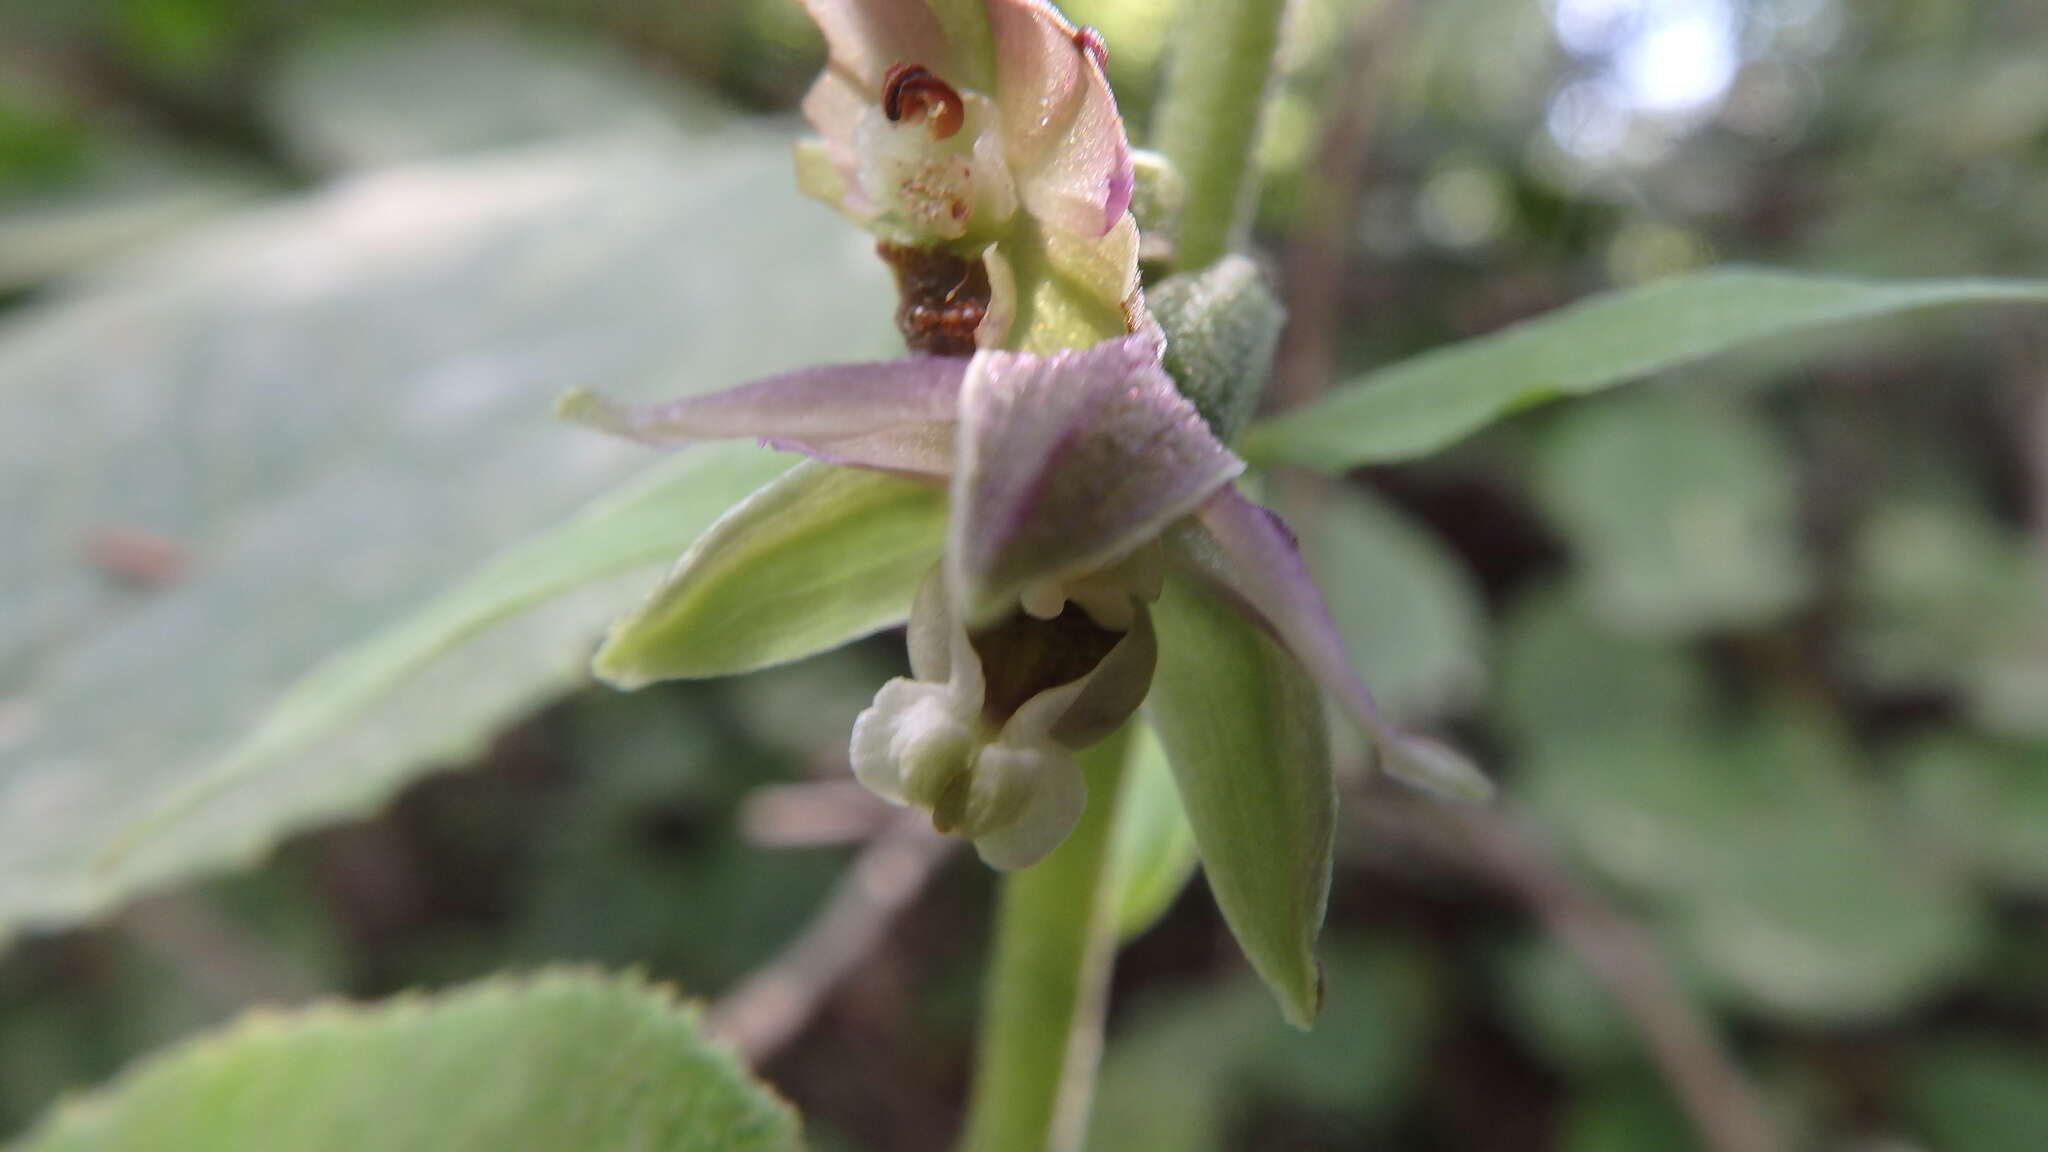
[1148,255,1284,443]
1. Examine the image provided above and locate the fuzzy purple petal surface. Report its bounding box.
[948,333,1243,622]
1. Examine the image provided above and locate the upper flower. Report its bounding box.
[795,0,1134,251]
[794,0,1142,356]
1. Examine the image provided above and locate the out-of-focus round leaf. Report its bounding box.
[1524,716,1985,1023]
[1846,497,2048,741]
[1907,1039,2048,1152]
[1306,485,1489,724]
[1896,735,2048,895]
[1491,938,1637,1074]
[1557,1077,1696,1152]
[1531,393,1810,637]
[1494,581,1711,748]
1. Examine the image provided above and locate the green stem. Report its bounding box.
[958,726,1133,1152]
[1150,0,1295,270]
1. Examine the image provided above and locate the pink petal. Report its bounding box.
[558,357,968,477]
[948,333,1243,622]
[800,0,949,88]
[989,0,1135,237]
[1177,489,1493,800]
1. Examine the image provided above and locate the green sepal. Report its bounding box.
[1147,562,1336,1027]
[1108,720,1200,941]
[1148,254,1283,443]
[595,462,947,686]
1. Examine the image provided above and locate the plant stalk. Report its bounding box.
[1150,0,1295,270]
[957,726,1133,1152]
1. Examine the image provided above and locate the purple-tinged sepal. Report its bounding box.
[1177,488,1494,802]
[946,333,1243,625]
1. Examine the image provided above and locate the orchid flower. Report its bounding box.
[561,329,1489,868]
[559,0,1485,1024]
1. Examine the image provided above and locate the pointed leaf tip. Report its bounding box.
[1148,564,1334,1028]
[1386,734,1495,803]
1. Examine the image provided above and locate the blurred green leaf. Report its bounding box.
[1148,564,1336,1027]
[1897,735,2048,896]
[9,970,800,1152]
[1524,716,1985,1022]
[1087,943,1434,1151]
[516,690,841,989]
[1243,269,2048,473]
[1907,1039,2048,1152]
[0,125,891,941]
[1305,484,1487,722]
[1492,937,1637,1075]
[1558,1076,1697,1152]
[140,443,792,861]
[1107,721,1197,942]
[0,136,264,291]
[594,463,945,688]
[1532,394,1809,636]
[263,21,716,173]
[1494,581,1711,747]
[1847,497,2048,741]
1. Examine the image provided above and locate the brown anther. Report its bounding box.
[1073,26,1109,71]
[878,243,992,356]
[881,63,966,140]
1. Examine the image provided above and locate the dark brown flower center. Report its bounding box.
[877,243,991,357]
[970,605,1126,730]
[882,63,966,140]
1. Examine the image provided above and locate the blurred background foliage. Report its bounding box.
[2,0,2046,1149]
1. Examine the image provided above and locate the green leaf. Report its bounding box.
[9,971,800,1152]
[263,21,714,172]
[1087,942,1435,1151]
[1305,486,1487,722]
[1524,716,1985,1023]
[1243,269,2048,472]
[1846,496,2048,741]
[1907,1039,2048,1152]
[1148,564,1335,1027]
[1897,735,2048,896]
[1494,582,1711,749]
[117,444,795,865]
[1558,1077,1696,1152]
[1107,721,1198,941]
[0,127,891,940]
[1532,394,1809,636]
[1491,938,1637,1074]
[594,463,946,687]
[0,137,263,291]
